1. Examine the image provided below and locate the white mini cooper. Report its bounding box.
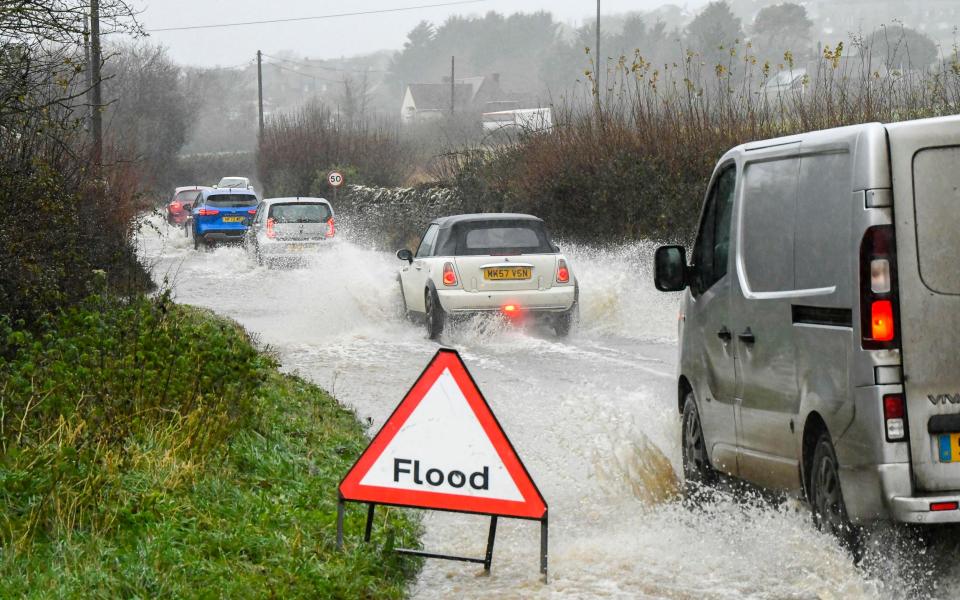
[396,213,578,339]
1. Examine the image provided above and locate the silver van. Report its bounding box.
[654,116,960,540]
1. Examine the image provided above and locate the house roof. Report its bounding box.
[407,83,473,110]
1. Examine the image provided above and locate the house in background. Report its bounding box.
[400,73,504,124]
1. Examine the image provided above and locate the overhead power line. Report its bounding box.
[148,0,487,33]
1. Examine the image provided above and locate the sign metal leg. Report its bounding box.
[336,498,345,549]
[364,503,376,543]
[540,513,548,582]
[483,516,498,572]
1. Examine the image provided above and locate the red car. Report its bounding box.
[166,186,209,225]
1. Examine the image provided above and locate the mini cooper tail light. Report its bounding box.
[326,217,336,238]
[860,225,899,349]
[557,259,570,283]
[442,262,457,286]
[266,218,276,239]
[883,394,906,442]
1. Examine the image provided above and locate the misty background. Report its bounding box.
[121,0,960,161]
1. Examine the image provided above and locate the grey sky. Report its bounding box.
[137,0,707,68]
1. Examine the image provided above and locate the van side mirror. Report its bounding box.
[654,245,687,292]
[396,248,413,263]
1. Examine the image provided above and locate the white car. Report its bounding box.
[244,197,336,267]
[396,213,578,339]
[216,176,251,189]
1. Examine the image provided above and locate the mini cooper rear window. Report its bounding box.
[454,221,553,255]
[268,203,331,223]
[206,194,258,207]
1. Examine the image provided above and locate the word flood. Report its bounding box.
[393,458,489,490]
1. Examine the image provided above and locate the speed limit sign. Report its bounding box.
[328,171,344,187]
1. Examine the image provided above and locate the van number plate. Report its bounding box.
[484,267,531,281]
[937,434,960,462]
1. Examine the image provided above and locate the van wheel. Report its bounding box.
[809,433,859,552]
[424,288,445,340]
[682,392,716,493]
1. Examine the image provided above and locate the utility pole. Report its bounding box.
[257,50,264,138]
[90,0,103,167]
[450,56,455,115]
[594,0,602,124]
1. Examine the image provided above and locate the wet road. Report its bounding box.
[139,217,954,599]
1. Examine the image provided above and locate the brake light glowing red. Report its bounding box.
[266,217,276,239]
[557,259,570,283]
[930,501,958,512]
[871,300,895,342]
[503,304,517,313]
[442,262,457,286]
[860,225,899,349]
[326,217,336,238]
[197,208,219,216]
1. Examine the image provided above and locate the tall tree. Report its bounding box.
[686,1,743,68]
[753,3,813,66]
[866,25,937,71]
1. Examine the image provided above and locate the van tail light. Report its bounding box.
[557,259,570,283]
[860,225,899,349]
[326,217,336,238]
[442,262,457,286]
[197,208,219,216]
[266,218,276,239]
[883,393,907,442]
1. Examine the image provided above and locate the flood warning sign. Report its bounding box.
[338,348,546,519]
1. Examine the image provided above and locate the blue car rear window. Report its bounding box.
[206,194,257,207]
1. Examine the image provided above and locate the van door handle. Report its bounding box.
[738,327,756,344]
[717,327,732,342]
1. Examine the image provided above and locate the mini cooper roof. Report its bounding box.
[261,197,332,205]
[428,213,554,256]
[431,213,543,229]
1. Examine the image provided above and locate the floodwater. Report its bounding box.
[138,216,958,599]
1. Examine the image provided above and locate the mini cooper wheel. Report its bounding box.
[682,392,717,494]
[810,432,859,551]
[554,286,580,337]
[424,288,445,340]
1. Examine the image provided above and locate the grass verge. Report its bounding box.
[0,293,420,598]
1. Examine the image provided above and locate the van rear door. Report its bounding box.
[887,117,960,492]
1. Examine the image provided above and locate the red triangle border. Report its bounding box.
[339,348,547,520]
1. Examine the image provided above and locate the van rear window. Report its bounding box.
[913,146,960,294]
[206,194,257,208]
[268,203,332,223]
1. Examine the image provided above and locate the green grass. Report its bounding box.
[0,295,420,598]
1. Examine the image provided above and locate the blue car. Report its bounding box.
[190,187,259,249]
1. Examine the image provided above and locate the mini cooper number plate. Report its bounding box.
[938,434,960,462]
[484,267,531,281]
[222,216,244,223]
